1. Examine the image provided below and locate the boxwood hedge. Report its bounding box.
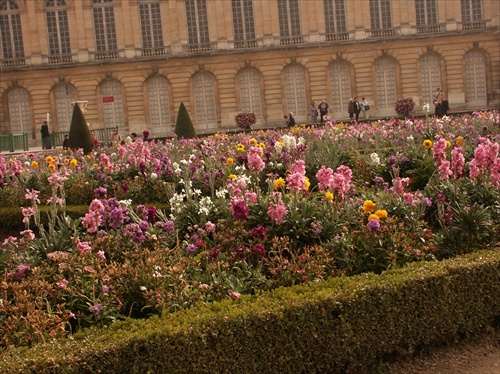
[0,249,498,373]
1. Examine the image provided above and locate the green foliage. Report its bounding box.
[1,250,498,373]
[68,103,93,154]
[174,102,197,139]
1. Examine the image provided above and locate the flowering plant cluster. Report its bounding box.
[0,110,499,348]
[235,112,257,129]
[395,97,416,117]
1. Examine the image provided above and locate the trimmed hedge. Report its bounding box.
[1,250,499,373]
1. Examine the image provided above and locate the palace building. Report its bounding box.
[0,0,499,146]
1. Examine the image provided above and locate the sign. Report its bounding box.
[102,96,114,103]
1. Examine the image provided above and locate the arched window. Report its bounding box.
[237,68,262,119]
[464,50,487,108]
[92,0,118,59]
[375,56,397,112]
[284,64,307,120]
[45,0,71,63]
[193,71,217,132]
[7,87,33,139]
[330,60,351,115]
[420,53,441,104]
[100,79,125,131]
[0,0,25,67]
[147,75,171,136]
[53,83,76,132]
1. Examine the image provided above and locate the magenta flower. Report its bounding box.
[230,198,249,220]
[367,219,380,232]
[90,304,102,315]
[268,193,288,224]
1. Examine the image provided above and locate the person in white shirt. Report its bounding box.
[361,97,369,120]
[125,132,136,145]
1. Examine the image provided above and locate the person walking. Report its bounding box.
[318,100,329,124]
[40,120,51,150]
[310,101,319,125]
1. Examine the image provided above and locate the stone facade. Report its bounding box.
[0,0,499,145]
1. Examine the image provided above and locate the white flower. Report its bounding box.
[172,162,180,170]
[150,172,158,179]
[370,152,380,165]
[274,142,283,153]
[119,199,133,207]
[139,286,147,292]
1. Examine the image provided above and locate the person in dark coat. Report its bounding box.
[40,120,51,149]
[318,100,329,124]
[286,112,296,128]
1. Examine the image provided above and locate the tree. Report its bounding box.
[68,103,93,154]
[174,102,197,139]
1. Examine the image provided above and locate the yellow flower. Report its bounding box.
[325,191,334,201]
[226,157,234,166]
[31,161,39,168]
[456,136,464,146]
[273,177,285,190]
[249,138,257,144]
[236,143,245,152]
[368,214,380,221]
[304,176,310,191]
[229,174,237,180]
[48,163,56,171]
[277,140,284,147]
[423,139,433,149]
[70,159,78,167]
[45,155,55,164]
[363,199,376,213]
[445,140,451,149]
[375,209,388,219]
[259,142,266,149]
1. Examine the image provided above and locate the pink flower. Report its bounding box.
[77,240,92,255]
[247,146,265,172]
[57,279,68,288]
[230,198,249,220]
[205,221,216,233]
[268,192,288,224]
[229,290,241,299]
[451,146,465,178]
[316,166,334,191]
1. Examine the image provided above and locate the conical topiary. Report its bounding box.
[174,102,197,139]
[68,103,93,154]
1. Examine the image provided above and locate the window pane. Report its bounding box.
[330,60,351,114]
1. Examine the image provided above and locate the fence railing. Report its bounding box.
[0,132,29,153]
[50,127,118,148]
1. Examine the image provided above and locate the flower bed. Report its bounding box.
[0,111,499,349]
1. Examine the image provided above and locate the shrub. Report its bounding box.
[395,97,416,117]
[174,102,196,139]
[68,103,93,154]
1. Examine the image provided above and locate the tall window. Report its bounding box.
[53,84,76,132]
[46,0,71,63]
[375,56,397,111]
[237,68,262,118]
[324,0,348,41]
[461,0,484,29]
[0,0,25,67]
[100,79,125,131]
[278,0,302,44]
[185,0,210,52]
[419,53,441,104]
[8,87,33,139]
[92,0,118,59]
[330,60,351,115]
[193,71,217,131]
[369,0,394,37]
[232,0,256,49]
[464,50,487,107]
[284,64,307,119]
[139,0,164,56]
[147,76,172,136]
[415,0,439,33]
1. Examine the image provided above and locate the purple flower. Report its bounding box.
[90,304,102,315]
[230,198,249,220]
[187,243,197,254]
[251,226,267,239]
[367,219,380,232]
